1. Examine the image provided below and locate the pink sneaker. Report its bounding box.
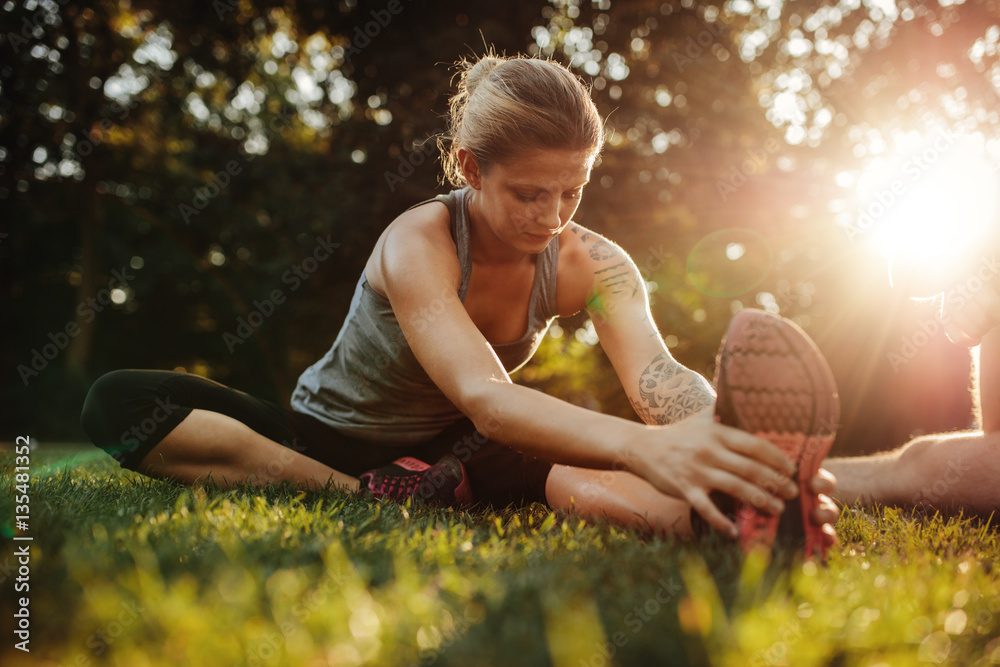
[358,455,474,507]
[712,309,840,558]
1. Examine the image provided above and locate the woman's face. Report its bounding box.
[462,147,595,255]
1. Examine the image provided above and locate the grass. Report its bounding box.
[2,446,1000,666]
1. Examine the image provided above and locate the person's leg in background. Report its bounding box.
[80,369,358,491]
[826,328,1000,515]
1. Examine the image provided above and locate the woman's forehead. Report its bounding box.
[492,148,595,185]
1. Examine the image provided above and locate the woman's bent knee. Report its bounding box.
[80,369,193,470]
[81,370,141,439]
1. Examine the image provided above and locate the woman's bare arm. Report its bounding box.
[378,213,797,531]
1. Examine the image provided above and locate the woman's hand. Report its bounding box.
[809,468,840,550]
[624,410,800,536]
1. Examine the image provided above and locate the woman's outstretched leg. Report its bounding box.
[81,369,358,491]
[134,408,358,490]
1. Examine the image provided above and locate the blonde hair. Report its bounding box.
[438,54,604,187]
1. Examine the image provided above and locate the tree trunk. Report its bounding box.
[65,183,100,376]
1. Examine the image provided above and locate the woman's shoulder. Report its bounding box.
[390,195,454,238]
[560,222,630,264]
[365,195,459,296]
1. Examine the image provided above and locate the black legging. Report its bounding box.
[80,369,552,507]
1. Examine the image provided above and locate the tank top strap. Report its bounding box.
[404,189,473,302]
[536,234,560,321]
[451,188,473,302]
[403,190,457,215]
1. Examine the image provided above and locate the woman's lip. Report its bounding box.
[526,232,553,241]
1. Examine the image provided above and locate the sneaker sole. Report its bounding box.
[713,309,840,558]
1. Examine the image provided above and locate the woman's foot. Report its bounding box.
[712,309,841,558]
[358,455,474,507]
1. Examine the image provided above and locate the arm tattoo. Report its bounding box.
[629,353,716,425]
[572,224,624,262]
[594,261,640,298]
[587,237,619,261]
[574,225,641,321]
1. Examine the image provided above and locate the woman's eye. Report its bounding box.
[517,193,538,203]
[564,191,582,200]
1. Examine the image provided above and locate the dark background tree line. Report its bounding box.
[3,0,997,457]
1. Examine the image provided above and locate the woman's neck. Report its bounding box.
[466,189,536,268]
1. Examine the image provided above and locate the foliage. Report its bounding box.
[3,1,999,452]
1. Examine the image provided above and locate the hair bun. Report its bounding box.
[437,52,603,188]
[462,56,503,99]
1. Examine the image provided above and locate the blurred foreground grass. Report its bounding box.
[2,446,1000,666]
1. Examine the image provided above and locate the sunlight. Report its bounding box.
[854,131,1000,296]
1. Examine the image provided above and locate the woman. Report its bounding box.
[81,54,838,547]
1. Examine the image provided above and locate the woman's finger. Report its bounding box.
[717,424,797,476]
[704,469,787,516]
[708,447,799,500]
[686,488,737,537]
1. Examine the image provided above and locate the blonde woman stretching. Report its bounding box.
[82,55,839,551]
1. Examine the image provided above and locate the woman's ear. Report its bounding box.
[457,147,483,190]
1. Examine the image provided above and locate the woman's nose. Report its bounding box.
[534,197,562,230]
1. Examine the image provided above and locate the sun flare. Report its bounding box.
[852,130,1000,296]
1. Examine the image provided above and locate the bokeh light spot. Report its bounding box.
[687,229,772,297]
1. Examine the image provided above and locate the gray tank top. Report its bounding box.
[290,187,560,444]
